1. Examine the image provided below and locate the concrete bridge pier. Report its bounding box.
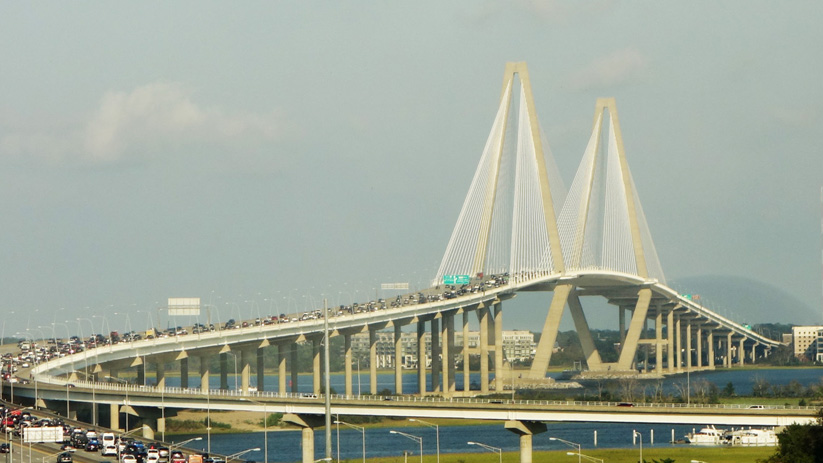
[654,309,662,374]
[504,420,546,463]
[278,343,288,395]
[220,353,229,390]
[478,307,489,393]
[394,324,403,395]
[199,355,210,393]
[312,336,322,395]
[417,321,426,396]
[369,328,378,394]
[707,329,715,368]
[674,314,682,371]
[283,413,324,463]
[493,303,503,392]
[726,332,733,368]
[431,318,440,393]
[257,346,265,392]
[290,346,299,393]
[462,311,470,394]
[696,325,703,369]
[241,347,253,394]
[666,308,675,373]
[109,403,121,430]
[685,320,693,370]
[738,338,745,366]
[441,312,454,396]
[155,360,166,388]
[180,358,189,388]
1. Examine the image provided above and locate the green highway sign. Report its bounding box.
[443,274,471,285]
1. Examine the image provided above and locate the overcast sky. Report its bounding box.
[2,2,822,339]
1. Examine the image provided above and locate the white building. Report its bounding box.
[791,325,823,360]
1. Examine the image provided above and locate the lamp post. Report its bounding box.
[74,370,97,426]
[409,419,439,463]
[389,431,422,463]
[467,441,502,463]
[334,420,365,463]
[226,448,260,461]
[550,436,581,463]
[170,437,203,456]
[107,376,130,433]
[567,452,604,463]
[633,430,643,463]
[240,398,268,463]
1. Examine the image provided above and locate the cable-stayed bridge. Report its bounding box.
[13,62,791,463]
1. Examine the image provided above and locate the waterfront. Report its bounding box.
[161,367,822,462]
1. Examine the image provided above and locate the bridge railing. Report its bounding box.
[32,372,818,411]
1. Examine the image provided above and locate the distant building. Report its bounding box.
[791,325,823,361]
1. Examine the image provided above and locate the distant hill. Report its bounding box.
[669,275,819,325]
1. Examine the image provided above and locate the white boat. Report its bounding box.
[724,428,778,446]
[686,426,725,445]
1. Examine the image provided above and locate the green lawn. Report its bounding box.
[358,446,774,463]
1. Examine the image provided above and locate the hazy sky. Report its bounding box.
[2,2,822,338]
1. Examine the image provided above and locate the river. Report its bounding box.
[160,367,822,462]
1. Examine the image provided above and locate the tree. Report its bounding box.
[760,409,823,463]
[723,381,735,397]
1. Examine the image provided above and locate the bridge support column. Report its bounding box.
[738,338,745,366]
[240,348,253,394]
[344,335,353,397]
[619,306,627,346]
[751,342,758,363]
[257,347,265,392]
[675,315,682,371]
[685,321,693,371]
[369,328,378,395]
[667,309,675,373]
[312,337,322,395]
[568,291,602,370]
[110,403,121,431]
[431,318,440,393]
[290,345,299,393]
[137,365,145,386]
[180,358,189,389]
[478,307,489,393]
[462,311,470,393]
[283,414,323,463]
[654,309,663,374]
[417,321,426,396]
[707,330,715,368]
[442,313,455,396]
[220,353,228,390]
[493,303,503,392]
[155,361,166,389]
[529,285,572,378]
[278,344,288,395]
[696,325,703,369]
[505,420,546,463]
[616,288,653,372]
[726,332,733,368]
[394,324,403,395]
[199,355,210,393]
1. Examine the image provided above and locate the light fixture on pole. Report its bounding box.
[467,441,502,463]
[240,398,269,463]
[409,418,439,463]
[567,452,603,463]
[226,448,260,460]
[550,436,581,463]
[633,430,643,463]
[334,420,365,463]
[389,430,423,463]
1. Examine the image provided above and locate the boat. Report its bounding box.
[724,428,778,446]
[685,426,725,445]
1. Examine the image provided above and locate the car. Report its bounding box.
[748,404,765,409]
[57,452,73,463]
[617,402,634,407]
[102,445,118,456]
[85,439,100,452]
[121,455,137,463]
[0,443,9,453]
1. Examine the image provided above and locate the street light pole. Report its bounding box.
[240,398,268,463]
[409,418,439,463]
[633,430,643,463]
[389,431,422,463]
[467,441,502,463]
[550,436,581,463]
[334,420,365,463]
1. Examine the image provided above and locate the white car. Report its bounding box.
[102,445,118,456]
[121,455,137,463]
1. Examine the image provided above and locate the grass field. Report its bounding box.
[358,446,774,463]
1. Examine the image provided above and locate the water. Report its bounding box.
[161,367,823,462]
[177,422,710,463]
